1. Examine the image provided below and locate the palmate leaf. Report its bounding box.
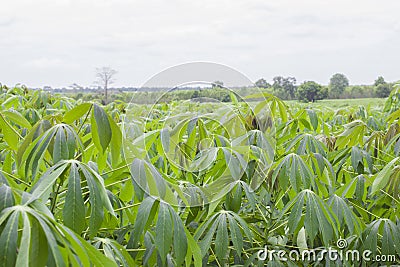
[285,133,327,156]
[194,211,253,261]
[130,198,188,266]
[247,92,289,122]
[306,109,319,131]
[130,158,177,205]
[93,238,136,267]
[52,124,79,163]
[285,190,338,246]
[335,174,367,202]
[0,190,118,267]
[327,194,363,236]
[19,123,82,180]
[30,160,115,236]
[363,219,400,256]
[336,120,367,148]
[271,153,314,192]
[16,119,51,168]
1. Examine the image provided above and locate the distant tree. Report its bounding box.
[296,81,326,102]
[375,83,392,98]
[350,85,363,98]
[374,76,386,86]
[212,81,224,88]
[329,73,349,98]
[255,78,270,88]
[272,76,296,99]
[95,67,117,103]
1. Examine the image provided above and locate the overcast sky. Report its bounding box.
[1,0,399,88]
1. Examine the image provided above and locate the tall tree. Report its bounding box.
[375,83,392,98]
[374,76,386,86]
[255,78,270,88]
[95,67,117,103]
[297,81,327,102]
[329,73,349,98]
[272,76,296,99]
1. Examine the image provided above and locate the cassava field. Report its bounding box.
[1,84,400,266]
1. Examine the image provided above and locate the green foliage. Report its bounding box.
[272,76,297,99]
[374,76,386,86]
[376,83,392,98]
[0,84,400,266]
[255,78,271,88]
[296,81,327,102]
[329,73,349,98]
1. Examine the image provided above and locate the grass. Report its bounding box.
[285,98,386,109]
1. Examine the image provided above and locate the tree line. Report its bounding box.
[62,67,396,104]
[255,74,395,102]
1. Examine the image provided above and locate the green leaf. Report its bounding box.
[363,220,380,255]
[215,213,228,261]
[131,197,158,247]
[63,103,92,124]
[155,202,173,265]
[30,162,69,202]
[15,212,31,267]
[109,116,122,166]
[306,109,318,130]
[168,205,188,266]
[63,163,86,233]
[227,213,243,255]
[160,128,170,153]
[296,227,307,253]
[0,185,14,213]
[33,213,65,267]
[185,228,202,267]
[287,191,305,233]
[371,157,399,194]
[28,218,48,267]
[2,110,31,129]
[119,180,134,202]
[62,227,118,267]
[198,215,220,257]
[305,194,319,243]
[84,167,105,238]
[91,104,112,153]
[0,211,19,267]
[0,113,19,150]
[53,127,69,163]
